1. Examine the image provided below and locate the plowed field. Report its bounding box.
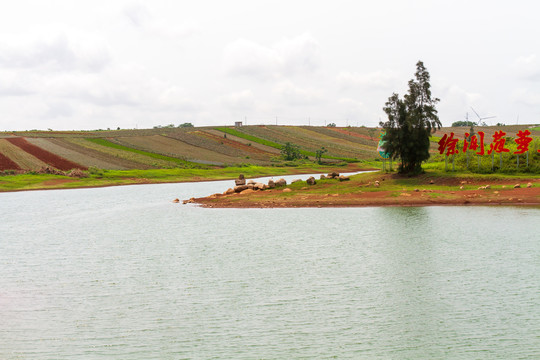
[204,129,281,154]
[0,139,49,170]
[195,131,276,161]
[25,138,129,170]
[6,137,86,171]
[0,151,21,170]
[116,135,244,166]
[237,126,376,159]
[163,130,268,163]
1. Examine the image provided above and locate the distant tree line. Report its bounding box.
[452,120,476,127]
[153,123,194,129]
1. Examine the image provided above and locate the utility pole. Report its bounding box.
[276,116,278,125]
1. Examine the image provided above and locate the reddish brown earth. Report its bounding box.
[193,176,540,208]
[0,152,21,171]
[6,137,87,171]
[41,179,79,186]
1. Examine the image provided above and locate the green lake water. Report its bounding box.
[1,175,539,359]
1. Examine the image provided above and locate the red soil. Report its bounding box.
[194,177,540,208]
[6,137,87,171]
[0,152,21,171]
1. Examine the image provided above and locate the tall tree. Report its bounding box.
[380,61,441,174]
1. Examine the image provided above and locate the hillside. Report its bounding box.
[0,125,539,172]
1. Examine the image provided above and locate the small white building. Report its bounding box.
[235,121,242,127]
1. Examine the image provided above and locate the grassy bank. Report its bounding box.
[195,169,540,208]
[0,163,373,192]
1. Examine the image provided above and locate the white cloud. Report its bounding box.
[338,98,364,110]
[123,1,150,27]
[43,101,75,119]
[223,33,321,79]
[0,70,35,96]
[123,1,199,39]
[0,28,110,72]
[223,39,280,79]
[512,88,540,106]
[275,33,321,75]
[511,54,540,81]
[273,81,322,106]
[337,70,398,90]
[220,90,255,111]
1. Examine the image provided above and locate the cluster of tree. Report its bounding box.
[452,120,476,127]
[315,147,327,164]
[280,142,302,160]
[153,123,194,129]
[380,61,441,174]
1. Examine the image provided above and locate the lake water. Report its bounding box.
[1,174,539,359]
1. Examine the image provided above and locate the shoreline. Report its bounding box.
[192,173,540,209]
[0,163,374,193]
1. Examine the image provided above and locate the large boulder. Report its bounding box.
[306,176,316,185]
[339,175,350,182]
[234,185,249,193]
[267,179,276,189]
[253,182,267,190]
[276,178,287,187]
[291,179,302,184]
[320,174,327,180]
[235,174,246,186]
[327,172,339,179]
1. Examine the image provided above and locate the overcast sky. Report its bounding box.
[1,0,539,131]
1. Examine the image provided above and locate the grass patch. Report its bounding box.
[0,163,370,192]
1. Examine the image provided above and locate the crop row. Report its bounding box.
[86,138,197,168]
[164,130,273,164]
[0,151,21,171]
[221,126,369,161]
[274,126,375,157]
[111,135,237,166]
[6,137,86,170]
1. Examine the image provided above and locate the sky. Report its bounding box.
[1,0,539,131]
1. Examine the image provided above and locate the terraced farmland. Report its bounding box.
[112,135,242,166]
[0,124,538,172]
[6,137,86,170]
[218,125,378,160]
[0,138,54,170]
[25,138,130,170]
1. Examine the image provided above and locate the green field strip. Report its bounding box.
[86,138,201,167]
